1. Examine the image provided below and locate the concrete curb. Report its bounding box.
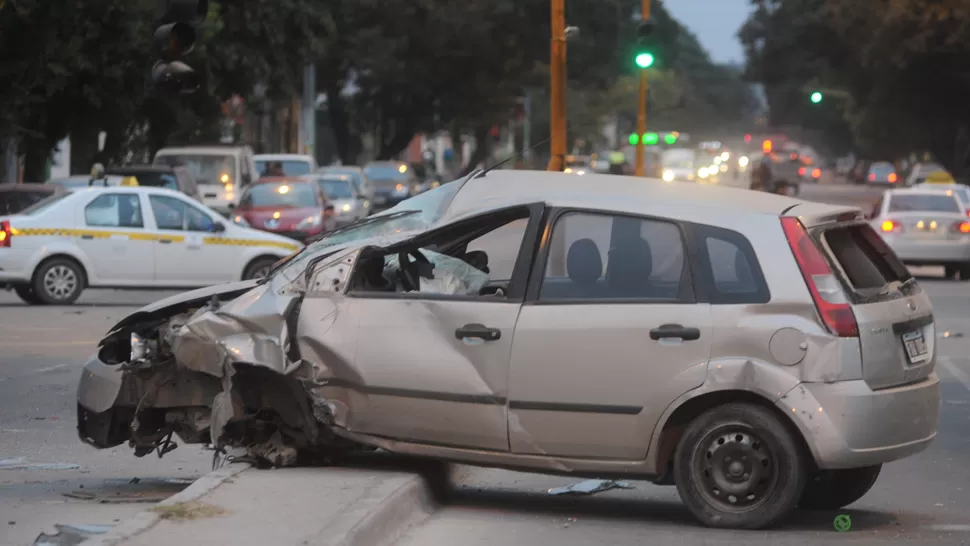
[309,464,470,546]
[83,462,252,546]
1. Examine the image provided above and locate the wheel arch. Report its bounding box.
[32,252,90,287]
[649,389,818,485]
[241,253,285,280]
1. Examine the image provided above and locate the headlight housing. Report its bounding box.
[341,203,353,213]
[130,332,151,362]
[232,214,250,227]
[295,214,323,230]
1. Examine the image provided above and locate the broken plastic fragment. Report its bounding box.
[33,523,112,545]
[547,479,635,496]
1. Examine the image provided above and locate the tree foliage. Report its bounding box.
[741,0,970,173]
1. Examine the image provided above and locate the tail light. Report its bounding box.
[781,217,859,337]
[868,173,876,181]
[953,221,970,234]
[798,167,806,176]
[965,210,970,219]
[880,219,903,233]
[812,168,821,178]
[0,220,11,247]
[888,173,898,183]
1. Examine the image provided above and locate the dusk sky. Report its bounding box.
[664,0,753,65]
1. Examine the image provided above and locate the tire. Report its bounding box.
[799,465,881,510]
[31,257,84,305]
[673,403,807,529]
[958,263,970,281]
[944,265,959,280]
[242,256,279,281]
[13,285,43,305]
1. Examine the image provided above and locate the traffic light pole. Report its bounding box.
[546,0,566,172]
[634,0,651,177]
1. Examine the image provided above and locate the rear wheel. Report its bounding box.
[13,285,42,305]
[673,403,807,529]
[32,258,84,305]
[957,263,970,281]
[944,265,959,279]
[799,465,882,510]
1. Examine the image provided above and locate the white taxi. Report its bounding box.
[0,186,302,305]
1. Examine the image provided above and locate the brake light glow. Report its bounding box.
[812,168,821,178]
[781,217,859,337]
[868,173,876,181]
[954,221,970,234]
[880,220,902,233]
[798,167,806,176]
[0,220,11,248]
[888,173,898,183]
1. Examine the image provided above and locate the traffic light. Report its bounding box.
[633,19,656,69]
[664,133,677,145]
[152,0,209,95]
[643,132,659,145]
[744,133,752,143]
[628,133,639,146]
[810,91,823,104]
[762,139,773,153]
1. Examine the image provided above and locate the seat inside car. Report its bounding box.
[606,236,653,298]
[542,238,604,299]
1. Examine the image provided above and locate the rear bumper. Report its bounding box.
[885,237,970,263]
[779,374,940,469]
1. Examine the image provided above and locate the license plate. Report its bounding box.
[902,330,930,364]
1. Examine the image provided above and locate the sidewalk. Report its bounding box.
[86,455,460,546]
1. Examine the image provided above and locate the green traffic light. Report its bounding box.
[628,133,639,146]
[643,132,659,145]
[635,52,655,68]
[811,91,822,103]
[664,134,677,144]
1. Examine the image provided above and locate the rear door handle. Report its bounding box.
[80,234,94,240]
[650,323,701,341]
[455,323,501,341]
[158,239,173,244]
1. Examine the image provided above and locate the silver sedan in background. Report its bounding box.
[870,188,970,278]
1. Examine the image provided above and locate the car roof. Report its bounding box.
[364,161,407,167]
[249,176,316,185]
[68,185,188,198]
[254,154,314,161]
[887,188,960,197]
[105,165,176,174]
[444,170,851,224]
[155,146,245,155]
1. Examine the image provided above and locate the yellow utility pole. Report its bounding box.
[546,0,567,172]
[634,0,651,177]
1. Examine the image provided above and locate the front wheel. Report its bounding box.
[799,465,881,510]
[673,403,807,529]
[243,257,279,281]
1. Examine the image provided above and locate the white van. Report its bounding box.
[153,145,258,215]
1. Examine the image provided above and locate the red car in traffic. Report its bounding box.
[231,177,336,242]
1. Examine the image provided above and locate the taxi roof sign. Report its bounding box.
[924,171,954,184]
[121,176,140,186]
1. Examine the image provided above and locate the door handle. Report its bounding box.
[158,239,173,244]
[650,323,701,341]
[455,323,501,341]
[81,234,94,240]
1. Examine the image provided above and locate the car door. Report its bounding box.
[309,205,542,452]
[148,194,235,286]
[75,192,154,285]
[507,210,713,459]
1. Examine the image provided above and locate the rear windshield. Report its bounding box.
[155,154,236,186]
[364,165,408,180]
[318,179,354,199]
[870,163,894,174]
[19,192,68,215]
[240,182,317,208]
[822,224,911,292]
[888,194,961,213]
[256,160,312,177]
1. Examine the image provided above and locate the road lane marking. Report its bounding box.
[940,356,970,393]
[35,363,73,374]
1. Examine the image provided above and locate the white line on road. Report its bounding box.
[940,356,970,393]
[35,363,73,374]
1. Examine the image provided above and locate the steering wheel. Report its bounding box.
[397,249,431,291]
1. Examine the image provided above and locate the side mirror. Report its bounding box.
[212,222,226,233]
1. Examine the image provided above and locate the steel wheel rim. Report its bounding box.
[43,265,78,300]
[693,425,779,513]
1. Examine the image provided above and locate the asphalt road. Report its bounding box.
[0,289,212,546]
[393,181,970,546]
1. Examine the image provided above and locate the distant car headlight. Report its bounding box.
[232,214,250,227]
[698,167,709,178]
[295,214,323,230]
[564,167,574,174]
[662,170,674,182]
[341,203,352,212]
[739,156,749,168]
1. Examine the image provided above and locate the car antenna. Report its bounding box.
[476,121,587,178]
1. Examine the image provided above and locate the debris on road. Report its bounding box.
[151,500,228,521]
[61,477,195,503]
[939,331,964,338]
[0,458,80,471]
[33,523,112,546]
[547,479,635,496]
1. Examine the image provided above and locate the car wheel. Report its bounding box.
[32,258,84,305]
[799,465,881,510]
[243,257,279,281]
[958,263,970,281]
[944,265,959,280]
[673,403,807,529]
[13,285,43,305]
